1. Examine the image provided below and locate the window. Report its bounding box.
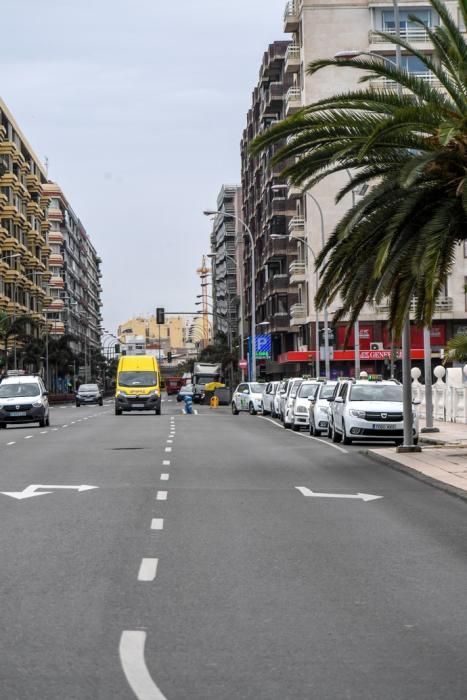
[382,8,433,32]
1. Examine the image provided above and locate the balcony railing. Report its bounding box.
[285,44,301,73]
[290,302,307,324]
[369,72,441,91]
[285,87,302,116]
[288,216,305,239]
[283,1,299,32]
[376,296,453,313]
[289,261,306,283]
[369,27,431,44]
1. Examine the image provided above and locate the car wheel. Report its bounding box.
[327,422,333,439]
[0,423,5,429]
[342,422,352,445]
[332,423,342,443]
[249,402,257,416]
[99,399,103,406]
[115,407,122,416]
[413,437,419,446]
[232,402,239,415]
[45,415,50,427]
[39,417,46,428]
[292,424,299,432]
[395,438,403,446]
[155,406,161,415]
[76,402,80,407]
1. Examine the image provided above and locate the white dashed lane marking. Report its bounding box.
[156,491,167,501]
[137,558,159,582]
[162,460,170,466]
[151,518,164,530]
[7,441,15,446]
[160,474,169,481]
[165,447,172,453]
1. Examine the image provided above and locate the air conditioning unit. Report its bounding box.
[370,342,384,350]
[298,344,308,352]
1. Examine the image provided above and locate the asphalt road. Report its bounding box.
[1,398,467,699]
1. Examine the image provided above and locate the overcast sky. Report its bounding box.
[1,0,286,333]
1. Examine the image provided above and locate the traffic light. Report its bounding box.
[156,307,165,324]
[167,351,172,363]
[114,344,120,354]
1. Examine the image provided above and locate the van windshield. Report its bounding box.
[0,383,40,398]
[119,371,157,387]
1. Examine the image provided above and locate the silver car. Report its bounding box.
[0,375,50,428]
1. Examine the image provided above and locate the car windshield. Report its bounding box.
[298,384,318,399]
[290,382,302,398]
[250,383,266,393]
[350,384,403,402]
[119,371,157,387]
[0,383,40,398]
[79,384,98,392]
[320,384,336,399]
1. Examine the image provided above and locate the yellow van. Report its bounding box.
[115,355,161,415]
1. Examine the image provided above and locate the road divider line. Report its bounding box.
[166,440,173,444]
[165,447,172,453]
[7,441,15,446]
[257,416,348,454]
[151,518,164,530]
[160,474,169,481]
[162,460,170,466]
[24,435,33,440]
[156,491,167,501]
[137,558,159,582]
[119,631,168,700]
[40,431,48,434]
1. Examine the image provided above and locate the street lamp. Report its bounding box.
[203,209,257,381]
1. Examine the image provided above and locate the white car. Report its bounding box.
[308,381,337,436]
[231,382,266,415]
[0,373,50,428]
[262,381,279,416]
[292,380,320,431]
[328,378,419,445]
[274,380,286,419]
[278,377,303,422]
[282,378,304,429]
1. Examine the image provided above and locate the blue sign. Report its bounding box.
[255,334,272,359]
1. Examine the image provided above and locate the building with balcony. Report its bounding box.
[240,41,300,376]
[0,98,51,362]
[118,315,187,352]
[42,183,102,369]
[278,0,466,377]
[208,186,242,345]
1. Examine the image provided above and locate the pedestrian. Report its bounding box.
[183,393,193,415]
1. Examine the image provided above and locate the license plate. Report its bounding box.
[132,404,143,408]
[374,423,394,430]
[10,411,27,417]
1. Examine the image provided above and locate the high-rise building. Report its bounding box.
[279,0,465,377]
[0,98,51,354]
[209,185,242,344]
[118,315,186,350]
[42,183,102,364]
[240,41,300,377]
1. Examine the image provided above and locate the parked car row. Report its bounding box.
[232,376,419,446]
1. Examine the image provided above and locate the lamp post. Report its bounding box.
[203,210,257,381]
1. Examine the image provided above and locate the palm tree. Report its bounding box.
[251,0,467,337]
[0,312,37,369]
[445,333,467,363]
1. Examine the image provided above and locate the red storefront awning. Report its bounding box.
[278,349,426,364]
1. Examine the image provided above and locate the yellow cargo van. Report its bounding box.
[115,355,161,415]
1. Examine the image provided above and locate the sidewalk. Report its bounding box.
[367,418,467,498]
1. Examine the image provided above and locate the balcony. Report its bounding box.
[285,87,302,116]
[49,253,64,266]
[375,296,453,314]
[288,216,305,240]
[285,44,301,74]
[283,1,299,32]
[369,27,431,45]
[290,302,307,325]
[265,274,290,297]
[289,261,306,284]
[369,72,441,92]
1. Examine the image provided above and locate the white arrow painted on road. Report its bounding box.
[1,484,98,500]
[296,486,382,502]
[120,631,167,700]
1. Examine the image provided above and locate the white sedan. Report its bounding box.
[231,382,267,415]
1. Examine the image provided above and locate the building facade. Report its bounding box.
[118,315,186,350]
[0,98,51,357]
[278,0,465,377]
[240,41,300,377]
[209,185,242,344]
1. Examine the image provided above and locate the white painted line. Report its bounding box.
[194,409,198,415]
[24,435,33,440]
[151,518,164,530]
[156,491,167,500]
[160,474,169,481]
[7,441,15,446]
[162,460,170,466]
[257,416,348,454]
[137,558,159,582]
[165,447,172,453]
[166,439,173,444]
[40,431,48,434]
[71,421,76,424]
[62,425,68,428]
[119,631,168,700]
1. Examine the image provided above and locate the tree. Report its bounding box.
[446,334,467,363]
[0,312,37,369]
[251,0,467,337]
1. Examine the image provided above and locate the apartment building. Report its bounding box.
[0,98,51,348]
[240,41,300,377]
[42,183,102,363]
[280,0,465,377]
[209,185,242,343]
[118,315,186,350]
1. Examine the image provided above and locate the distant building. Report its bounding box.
[118,315,186,350]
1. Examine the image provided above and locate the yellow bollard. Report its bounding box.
[210,396,219,409]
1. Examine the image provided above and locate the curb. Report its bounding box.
[362,448,467,503]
